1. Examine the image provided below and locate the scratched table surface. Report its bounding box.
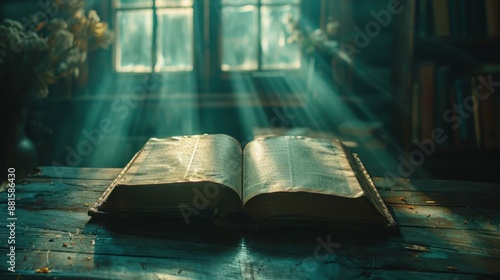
[0,167,499,279]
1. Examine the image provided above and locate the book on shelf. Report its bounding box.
[457,0,470,38]
[418,62,435,141]
[450,77,475,147]
[496,86,500,147]
[434,65,453,146]
[432,0,451,37]
[470,0,487,38]
[448,0,460,37]
[88,134,396,231]
[479,88,497,148]
[472,74,498,148]
[416,0,433,37]
[412,64,500,149]
[470,77,483,147]
[485,0,500,37]
[417,0,500,39]
[411,82,421,143]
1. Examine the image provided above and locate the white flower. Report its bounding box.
[47,19,68,31]
[56,29,74,50]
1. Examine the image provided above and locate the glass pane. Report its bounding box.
[156,8,193,72]
[261,5,300,69]
[116,10,153,72]
[262,0,300,4]
[157,0,193,7]
[222,6,258,71]
[222,0,258,5]
[115,0,153,8]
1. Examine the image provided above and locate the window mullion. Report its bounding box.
[257,0,262,71]
[152,1,158,73]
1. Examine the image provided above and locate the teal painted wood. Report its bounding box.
[0,167,499,279]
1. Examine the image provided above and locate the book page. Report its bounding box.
[119,135,242,199]
[242,136,363,204]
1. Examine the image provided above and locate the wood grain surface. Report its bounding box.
[0,167,499,279]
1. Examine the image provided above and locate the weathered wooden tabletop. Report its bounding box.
[1,167,499,279]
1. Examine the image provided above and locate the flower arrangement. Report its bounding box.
[0,0,113,103]
[287,16,340,54]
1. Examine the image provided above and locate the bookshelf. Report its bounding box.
[397,0,500,181]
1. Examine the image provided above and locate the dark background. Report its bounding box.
[2,0,499,182]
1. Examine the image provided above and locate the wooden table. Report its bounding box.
[1,167,499,279]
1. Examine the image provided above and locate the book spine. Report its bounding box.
[419,62,436,141]
[434,65,452,146]
[417,0,433,37]
[88,147,144,215]
[470,0,487,38]
[449,0,460,37]
[461,75,477,147]
[457,0,470,38]
[350,153,397,229]
[485,0,500,37]
[411,82,421,143]
[432,0,451,37]
[471,77,482,148]
[476,74,497,148]
[449,77,462,147]
[496,75,500,148]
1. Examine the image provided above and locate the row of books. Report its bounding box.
[412,62,500,149]
[416,0,500,38]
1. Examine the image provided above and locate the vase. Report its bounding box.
[1,105,38,180]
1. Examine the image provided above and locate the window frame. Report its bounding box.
[107,0,316,94]
[217,0,302,73]
[112,0,196,74]
[212,0,306,92]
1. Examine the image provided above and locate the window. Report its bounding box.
[114,0,194,73]
[221,0,300,71]
[113,0,300,74]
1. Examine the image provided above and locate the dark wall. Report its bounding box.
[3,0,398,170]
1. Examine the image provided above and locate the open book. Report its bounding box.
[88,134,396,230]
